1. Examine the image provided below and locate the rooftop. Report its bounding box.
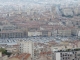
[9,53,31,60]
[56,48,80,52]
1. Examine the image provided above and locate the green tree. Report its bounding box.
[0,48,12,57]
[0,48,6,54]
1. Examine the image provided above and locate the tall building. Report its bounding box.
[18,40,34,60]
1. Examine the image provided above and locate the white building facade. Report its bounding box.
[18,40,34,60]
[53,49,80,60]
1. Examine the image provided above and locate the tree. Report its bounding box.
[0,48,12,57]
[0,48,6,54]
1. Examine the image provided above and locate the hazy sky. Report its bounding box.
[0,0,79,5]
[0,0,79,3]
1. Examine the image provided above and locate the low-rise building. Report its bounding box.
[8,53,31,60]
[38,51,52,60]
[58,28,71,37]
[41,31,51,37]
[0,52,8,60]
[6,45,19,54]
[28,31,41,37]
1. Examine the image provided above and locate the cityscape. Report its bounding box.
[0,0,80,60]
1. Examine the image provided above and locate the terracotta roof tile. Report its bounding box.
[9,53,31,60]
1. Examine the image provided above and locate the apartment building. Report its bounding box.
[57,28,72,37]
[18,41,34,60]
[53,49,80,60]
[28,31,41,37]
[0,30,27,38]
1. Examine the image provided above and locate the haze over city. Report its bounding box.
[0,0,80,60]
